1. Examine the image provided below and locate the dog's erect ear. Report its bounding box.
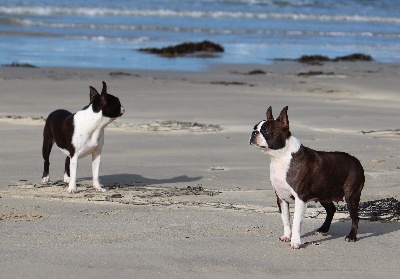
[101,81,107,96]
[89,86,100,103]
[266,106,273,120]
[278,106,289,128]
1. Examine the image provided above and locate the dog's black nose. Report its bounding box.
[250,130,259,145]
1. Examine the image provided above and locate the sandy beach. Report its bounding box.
[0,62,399,278]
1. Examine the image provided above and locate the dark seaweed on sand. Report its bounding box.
[276,53,373,65]
[301,53,373,65]
[333,53,373,62]
[139,40,224,57]
[297,71,335,77]
[298,55,331,65]
[337,198,400,221]
[2,62,37,68]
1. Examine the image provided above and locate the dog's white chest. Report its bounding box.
[267,136,301,202]
[75,130,104,158]
[270,156,295,202]
[71,109,111,158]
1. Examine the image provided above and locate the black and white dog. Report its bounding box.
[250,106,364,249]
[41,81,124,193]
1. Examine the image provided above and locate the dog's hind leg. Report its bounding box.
[41,124,54,184]
[64,156,70,183]
[317,201,336,235]
[345,191,361,242]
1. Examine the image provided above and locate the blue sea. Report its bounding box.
[1,0,399,71]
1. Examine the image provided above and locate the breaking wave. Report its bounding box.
[1,6,400,24]
[6,18,400,39]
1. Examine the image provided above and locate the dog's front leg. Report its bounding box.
[92,149,105,192]
[67,155,78,193]
[291,198,307,249]
[278,199,291,242]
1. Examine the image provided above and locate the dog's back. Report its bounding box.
[287,146,365,203]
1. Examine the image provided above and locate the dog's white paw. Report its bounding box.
[63,174,70,183]
[94,186,106,192]
[290,242,301,249]
[290,237,301,249]
[93,181,106,192]
[279,235,291,242]
[67,186,77,193]
[41,176,50,184]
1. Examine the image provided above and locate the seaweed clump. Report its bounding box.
[298,53,373,65]
[333,53,373,62]
[337,198,400,221]
[2,61,37,68]
[139,40,224,58]
[276,53,373,65]
[298,55,331,65]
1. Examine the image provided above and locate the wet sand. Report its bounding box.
[0,62,399,278]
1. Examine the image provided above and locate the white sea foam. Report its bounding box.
[65,35,149,42]
[10,19,400,39]
[1,6,400,23]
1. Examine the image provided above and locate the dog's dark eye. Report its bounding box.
[261,128,271,138]
[262,128,270,134]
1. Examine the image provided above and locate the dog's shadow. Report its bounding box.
[86,173,202,189]
[302,219,400,246]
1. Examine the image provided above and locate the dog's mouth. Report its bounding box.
[256,145,267,149]
[250,141,267,149]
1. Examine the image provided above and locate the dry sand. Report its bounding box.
[0,62,399,278]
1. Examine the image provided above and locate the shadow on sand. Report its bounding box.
[302,219,400,247]
[89,173,202,188]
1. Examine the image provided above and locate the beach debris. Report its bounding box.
[275,53,373,65]
[139,40,224,57]
[109,71,140,77]
[247,69,266,75]
[297,71,335,77]
[304,241,321,246]
[110,120,223,133]
[208,81,255,87]
[298,55,331,65]
[361,129,400,136]
[3,182,276,213]
[1,115,222,133]
[2,61,38,68]
[0,115,46,124]
[299,53,373,64]
[333,53,373,62]
[231,69,266,75]
[210,166,225,171]
[336,198,400,221]
[0,212,42,222]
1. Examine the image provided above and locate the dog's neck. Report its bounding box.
[74,104,115,133]
[263,135,301,159]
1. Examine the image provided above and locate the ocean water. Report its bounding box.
[1,0,399,71]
